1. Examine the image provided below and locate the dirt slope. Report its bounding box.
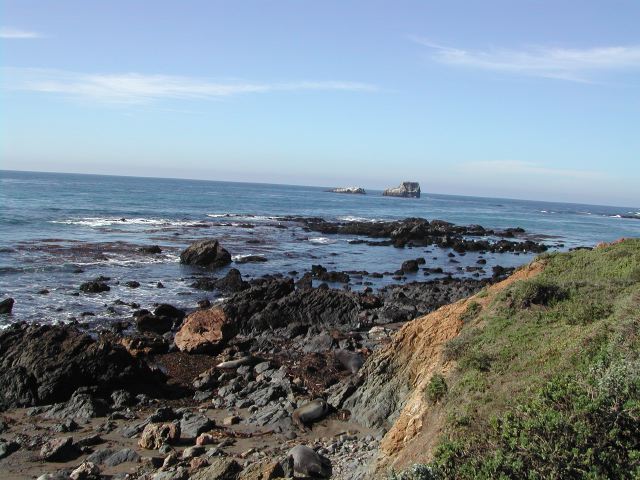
[344,261,545,475]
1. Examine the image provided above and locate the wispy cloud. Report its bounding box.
[0,27,43,39]
[1,67,377,104]
[411,37,640,82]
[460,160,604,180]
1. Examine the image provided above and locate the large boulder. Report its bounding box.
[174,308,236,354]
[0,323,163,410]
[0,298,14,314]
[180,240,231,268]
[382,181,421,198]
[245,287,360,333]
[138,422,180,449]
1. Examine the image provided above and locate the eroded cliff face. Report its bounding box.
[345,261,545,476]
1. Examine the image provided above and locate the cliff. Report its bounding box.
[346,238,640,479]
[383,182,420,198]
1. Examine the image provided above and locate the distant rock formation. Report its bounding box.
[383,182,420,198]
[328,187,366,194]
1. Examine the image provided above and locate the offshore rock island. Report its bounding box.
[328,187,366,194]
[382,182,420,198]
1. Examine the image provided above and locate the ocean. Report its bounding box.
[1,169,639,326]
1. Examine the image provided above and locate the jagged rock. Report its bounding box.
[174,308,236,354]
[0,297,14,314]
[238,460,285,479]
[189,457,241,480]
[288,445,332,478]
[0,439,19,459]
[182,445,205,459]
[325,378,359,409]
[138,422,180,449]
[111,389,134,409]
[103,448,140,467]
[383,181,420,198]
[302,332,335,353]
[70,461,101,480]
[223,278,295,326]
[43,391,109,419]
[85,448,115,464]
[0,323,162,410]
[214,268,249,292]
[120,334,168,357]
[135,313,173,335]
[180,240,232,269]
[40,436,79,461]
[241,287,360,333]
[180,412,215,439]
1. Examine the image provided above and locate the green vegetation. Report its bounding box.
[396,239,640,479]
[427,373,448,403]
[460,301,482,322]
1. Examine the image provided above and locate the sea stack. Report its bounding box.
[383,181,421,198]
[328,187,366,194]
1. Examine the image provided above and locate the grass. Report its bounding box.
[392,239,640,480]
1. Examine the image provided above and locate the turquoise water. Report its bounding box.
[1,170,639,324]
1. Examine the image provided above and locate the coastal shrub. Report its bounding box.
[460,301,481,323]
[427,374,448,404]
[432,357,640,479]
[459,352,492,372]
[503,279,568,309]
[442,331,474,361]
[559,298,613,325]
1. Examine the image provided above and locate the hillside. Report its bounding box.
[346,239,640,479]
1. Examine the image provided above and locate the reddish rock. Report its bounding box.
[195,433,216,446]
[174,308,236,354]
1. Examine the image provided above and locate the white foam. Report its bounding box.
[207,213,277,222]
[337,215,379,222]
[308,237,336,245]
[51,217,202,228]
[232,254,261,261]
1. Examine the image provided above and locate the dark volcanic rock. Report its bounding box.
[298,216,547,252]
[372,278,489,324]
[180,239,231,268]
[223,278,295,324]
[0,323,163,410]
[139,245,162,254]
[401,259,419,273]
[214,268,249,293]
[311,265,350,283]
[79,281,110,293]
[234,255,268,264]
[0,297,14,314]
[243,288,360,333]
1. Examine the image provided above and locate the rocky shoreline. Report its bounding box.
[0,216,549,479]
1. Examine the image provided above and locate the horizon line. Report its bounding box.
[0,167,637,210]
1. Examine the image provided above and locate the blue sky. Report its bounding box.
[1,0,639,206]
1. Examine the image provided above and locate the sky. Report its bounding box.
[1,0,639,206]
